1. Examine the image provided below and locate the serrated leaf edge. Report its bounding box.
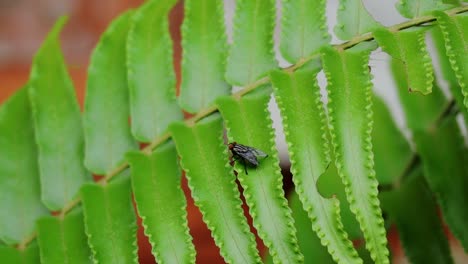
[323,48,389,264]
[271,70,362,264]
[171,121,261,264]
[220,95,304,264]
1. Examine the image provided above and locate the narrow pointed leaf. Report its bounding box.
[84,11,138,174]
[270,69,361,264]
[37,208,92,263]
[280,0,330,63]
[321,46,389,264]
[413,118,468,251]
[374,28,434,95]
[81,175,138,263]
[170,114,261,264]
[217,90,304,264]
[28,16,90,210]
[0,88,48,245]
[381,170,453,264]
[225,0,277,86]
[396,0,452,18]
[0,243,40,264]
[334,0,381,41]
[127,0,183,142]
[434,11,468,108]
[179,0,230,113]
[127,143,196,264]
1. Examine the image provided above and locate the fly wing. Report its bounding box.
[252,148,268,159]
[232,144,259,166]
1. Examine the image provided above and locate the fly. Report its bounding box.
[228,142,268,175]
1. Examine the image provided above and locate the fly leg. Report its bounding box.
[243,159,248,175]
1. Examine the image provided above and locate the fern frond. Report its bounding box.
[170,114,262,264]
[218,90,304,264]
[84,11,138,174]
[374,27,434,95]
[179,0,230,113]
[433,11,468,108]
[127,0,183,142]
[127,142,196,264]
[81,174,138,263]
[226,0,277,86]
[270,69,362,264]
[322,45,389,264]
[37,209,92,263]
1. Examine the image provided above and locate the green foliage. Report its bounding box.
[0,243,40,264]
[270,69,361,264]
[0,88,47,244]
[280,0,330,63]
[37,209,92,263]
[396,0,452,18]
[29,16,91,211]
[371,95,413,185]
[1,1,468,264]
[374,28,434,95]
[434,11,468,108]
[321,45,389,264]
[171,114,261,264]
[81,175,138,263]
[127,143,196,264]
[126,0,183,142]
[334,0,381,40]
[218,90,303,263]
[414,119,468,251]
[381,169,453,264]
[226,0,277,85]
[84,11,138,174]
[180,0,230,113]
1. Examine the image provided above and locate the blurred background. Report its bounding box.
[1,0,466,263]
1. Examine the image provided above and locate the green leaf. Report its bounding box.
[0,242,40,264]
[319,94,410,242]
[225,0,277,86]
[37,208,92,263]
[374,28,434,95]
[127,0,183,142]
[179,0,230,113]
[372,94,412,185]
[280,0,330,63]
[431,26,468,126]
[170,114,261,264]
[413,118,468,251]
[391,59,446,131]
[84,11,138,174]
[321,45,389,264]
[0,88,48,245]
[334,0,381,41]
[270,69,361,264]
[380,169,453,264]
[396,0,452,18]
[317,161,363,241]
[127,142,196,264]
[433,11,468,108]
[28,16,91,210]
[266,192,336,264]
[217,90,304,264]
[81,174,138,263]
